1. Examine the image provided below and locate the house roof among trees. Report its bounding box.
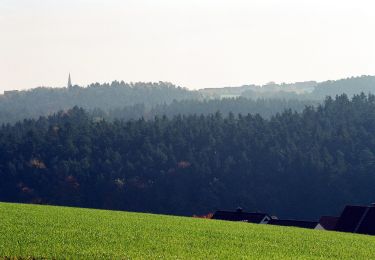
[268,219,318,229]
[335,206,370,233]
[212,208,270,223]
[318,216,339,231]
[354,206,375,235]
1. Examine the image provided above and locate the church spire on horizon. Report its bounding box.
[68,73,72,88]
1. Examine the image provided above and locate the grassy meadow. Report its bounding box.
[0,202,375,259]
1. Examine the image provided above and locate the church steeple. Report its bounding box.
[67,73,72,88]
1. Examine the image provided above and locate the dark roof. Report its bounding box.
[318,216,339,231]
[212,210,270,223]
[356,207,375,235]
[268,219,318,229]
[335,206,369,233]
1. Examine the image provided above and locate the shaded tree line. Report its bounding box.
[0,81,200,124]
[97,98,318,121]
[1,93,375,219]
[311,75,375,99]
[2,75,375,124]
[202,75,375,100]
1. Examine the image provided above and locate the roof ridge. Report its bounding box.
[354,207,370,233]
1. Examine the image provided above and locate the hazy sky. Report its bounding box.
[1,0,375,91]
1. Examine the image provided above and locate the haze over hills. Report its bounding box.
[0,81,200,124]
[199,81,317,99]
[0,75,375,124]
[200,75,375,99]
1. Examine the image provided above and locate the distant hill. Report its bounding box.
[200,81,317,99]
[1,202,374,259]
[0,81,200,124]
[199,76,375,100]
[311,76,375,99]
[1,76,375,124]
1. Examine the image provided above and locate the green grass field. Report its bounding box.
[1,202,375,259]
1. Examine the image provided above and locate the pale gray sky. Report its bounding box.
[1,0,375,91]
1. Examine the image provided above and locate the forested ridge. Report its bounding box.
[0,81,200,124]
[201,75,375,99]
[1,75,375,124]
[1,93,375,219]
[98,98,317,121]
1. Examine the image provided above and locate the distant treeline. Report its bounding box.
[204,75,375,100]
[0,81,200,124]
[94,98,318,121]
[1,75,375,124]
[1,93,375,219]
[312,76,375,98]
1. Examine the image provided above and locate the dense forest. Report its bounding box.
[1,93,375,219]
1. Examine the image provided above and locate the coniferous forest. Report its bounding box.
[1,93,375,219]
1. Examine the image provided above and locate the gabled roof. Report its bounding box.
[335,206,369,233]
[212,210,270,223]
[318,216,339,231]
[268,219,318,229]
[356,207,375,235]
